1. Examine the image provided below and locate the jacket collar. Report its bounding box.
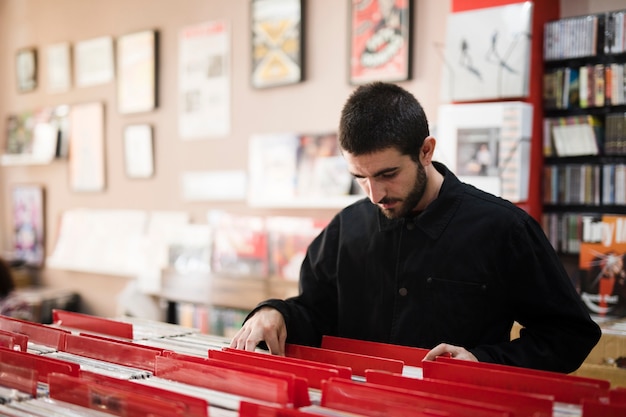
[377,161,463,240]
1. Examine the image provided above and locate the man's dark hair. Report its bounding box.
[338,82,430,160]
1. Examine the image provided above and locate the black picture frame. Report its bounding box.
[16,47,37,93]
[348,0,413,85]
[251,0,304,89]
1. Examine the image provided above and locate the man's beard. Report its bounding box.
[380,161,427,219]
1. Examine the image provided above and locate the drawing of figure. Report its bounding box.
[485,30,518,74]
[459,38,481,80]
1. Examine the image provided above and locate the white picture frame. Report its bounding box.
[74,36,114,87]
[123,124,154,179]
[441,2,533,102]
[46,42,71,93]
[435,102,533,203]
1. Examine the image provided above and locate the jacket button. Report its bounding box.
[426,277,433,286]
[406,222,415,230]
[399,287,408,296]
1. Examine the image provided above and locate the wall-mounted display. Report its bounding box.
[251,0,303,89]
[178,20,231,139]
[123,124,154,179]
[248,131,361,207]
[440,2,533,102]
[46,42,71,93]
[16,47,37,93]
[435,101,533,203]
[2,106,70,166]
[117,30,158,114]
[349,0,412,85]
[69,102,106,192]
[74,36,114,87]
[11,184,45,267]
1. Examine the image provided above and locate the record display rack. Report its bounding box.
[0,310,623,416]
[542,8,626,257]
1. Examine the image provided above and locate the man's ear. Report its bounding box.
[420,136,437,165]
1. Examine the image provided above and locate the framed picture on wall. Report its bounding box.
[117,30,158,114]
[123,124,154,179]
[349,0,413,85]
[251,0,304,89]
[16,47,37,93]
[46,42,72,93]
[69,102,106,192]
[74,36,114,87]
[11,184,45,267]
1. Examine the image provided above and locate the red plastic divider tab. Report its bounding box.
[0,328,28,352]
[321,335,430,367]
[62,333,161,372]
[610,387,626,404]
[0,333,15,350]
[238,401,326,416]
[164,351,310,408]
[0,347,80,382]
[581,398,626,417]
[366,369,553,417]
[0,315,69,349]
[285,343,404,376]
[155,355,291,406]
[80,333,171,355]
[0,361,38,397]
[52,309,134,339]
[223,347,352,379]
[210,348,341,389]
[436,356,611,389]
[321,377,513,417]
[422,359,608,405]
[81,371,208,417]
[48,373,186,417]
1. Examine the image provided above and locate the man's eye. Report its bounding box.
[381,171,397,179]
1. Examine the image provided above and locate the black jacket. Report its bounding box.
[255,162,600,373]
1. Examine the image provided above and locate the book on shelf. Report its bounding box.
[579,214,626,318]
[544,13,601,60]
[544,115,603,157]
[605,112,626,156]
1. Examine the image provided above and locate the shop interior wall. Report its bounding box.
[0,0,623,319]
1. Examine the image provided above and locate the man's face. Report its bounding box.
[344,147,427,219]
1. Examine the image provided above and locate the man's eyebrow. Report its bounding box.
[351,167,399,178]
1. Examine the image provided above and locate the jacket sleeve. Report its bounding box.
[469,216,601,373]
[246,216,341,347]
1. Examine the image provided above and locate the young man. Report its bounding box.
[231,82,601,373]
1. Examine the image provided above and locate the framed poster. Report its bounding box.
[16,47,37,93]
[46,42,71,93]
[349,0,412,85]
[251,0,304,89]
[117,30,158,114]
[69,102,106,192]
[74,36,115,87]
[123,124,154,179]
[12,184,45,267]
[441,2,533,101]
[178,20,231,139]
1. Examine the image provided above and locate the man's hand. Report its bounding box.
[423,343,478,362]
[229,307,287,356]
